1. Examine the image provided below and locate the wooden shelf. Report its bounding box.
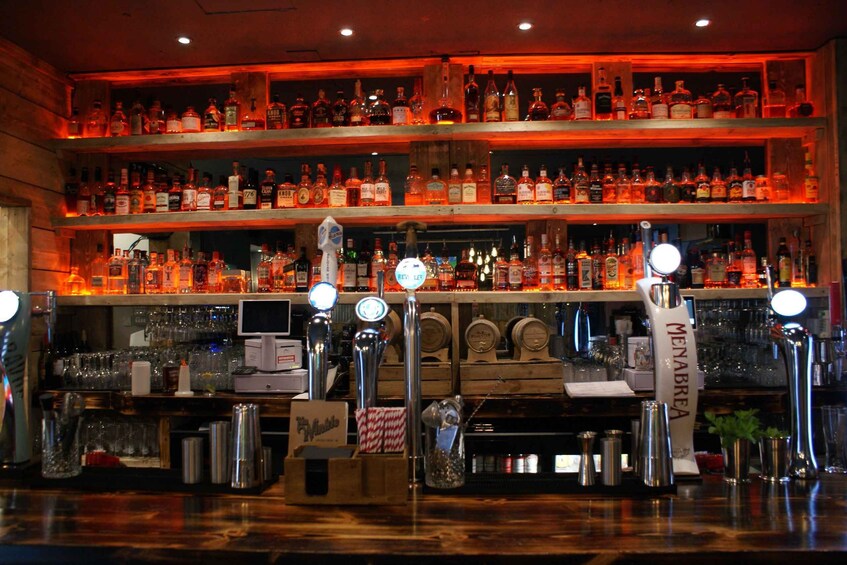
[52,118,826,158]
[52,202,829,233]
[55,286,829,307]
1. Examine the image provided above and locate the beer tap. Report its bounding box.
[353,272,391,410]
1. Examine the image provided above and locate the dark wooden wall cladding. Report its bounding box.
[1,475,846,563]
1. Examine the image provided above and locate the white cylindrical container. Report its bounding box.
[131,361,151,396]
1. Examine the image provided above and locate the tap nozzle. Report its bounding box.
[397,221,427,259]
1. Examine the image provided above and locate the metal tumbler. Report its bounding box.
[182,437,204,484]
[209,421,230,484]
[638,400,674,487]
[230,403,263,489]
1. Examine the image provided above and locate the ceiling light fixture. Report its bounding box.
[177,36,191,45]
[371,152,379,156]
[340,28,353,37]
[695,19,711,28]
[518,22,533,31]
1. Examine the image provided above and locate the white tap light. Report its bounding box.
[771,289,808,318]
[308,281,339,313]
[0,290,20,323]
[648,243,681,276]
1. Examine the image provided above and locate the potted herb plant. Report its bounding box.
[705,409,762,484]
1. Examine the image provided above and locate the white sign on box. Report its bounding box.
[244,338,302,371]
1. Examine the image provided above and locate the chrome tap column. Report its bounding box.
[353,273,390,410]
[396,221,427,483]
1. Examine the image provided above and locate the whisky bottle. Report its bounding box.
[788,85,814,117]
[374,159,392,206]
[455,249,478,291]
[507,236,523,291]
[370,238,386,292]
[203,98,222,132]
[197,175,212,211]
[260,168,276,210]
[522,236,539,290]
[430,56,463,124]
[594,67,613,120]
[227,161,242,210]
[345,166,362,207]
[669,80,693,119]
[651,77,669,119]
[553,167,572,204]
[115,169,130,216]
[726,242,742,288]
[161,249,178,293]
[705,251,727,288]
[311,163,329,208]
[102,170,116,215]
[741,231,758,288]
[328,165,348,208]
[330,90,349,127]
[266,94,288,129]
[223,85,241,131]
[349,80,369,126]
[147,100,165,134]
[357,240,373,291]
[106,248,126,294]
[734,77,759,118]
[447,165,463,205]
[573,157,590,203]
[711,84,733,119]
[662,165,680,203]
[392,87,411,125]
[589,162,603,204]
[275,174,297,209]
[741,153,756,202]
[695,93,713,119]
[84,100,107,137]
[181,168,198,211]
[461,164,478,204]
[385,241,401,291]
[535,165,553,204]
[679,167,697,203]
[630,163,645,204]
[127,169,143,214]
[804,239,817,286]
[483,70,501,123]
[644,167,662,203]
[804,149,819,203]
[127,250,145,294]
[404,163,424,206]
[421,244,439,291]
[141,170,156,213]
[129,97,146,135]
[241,98,265,130]
[604,239,620,290]
[528,87,550,120]
[618,240,633,289]
[538,234,553,291]
[311,89,332,128]
[726,165,743,202]
[369,89,392,125]
[168,177,182,212]
[477,164,491,204]
[110,101,129,136]
[409,78,425,125]
[763,81,787,118]
[67,107,82,138]
[341,238,358,292]
[494,164,517,204]
[360,160,375,206]
[695,163,711,202]
[612,76,627,120]
[207,251,224,293]
[89,243,107,295]
[566,239,580,290]
[289,94,310,129]
[791,230,805,287]
[502,70,519,122]
[192,251,209,293]
[257,244,273,293]
[576,241,592,290]
[516,164,536,204]
[710,167,727,202]
[426,168,448,205]
[573,86,592,120]
[550,89,573,120]
[464,65,480,123]
[591,242,605,290]
[296,163,313,208]
[493,243,509,291]
[181,106,201,133]
[437,242,455,291]
[629,89,651,119]
[552,233,567,290]
[242,169,258,210]
[295,247,311,292]
[165,107,182,133]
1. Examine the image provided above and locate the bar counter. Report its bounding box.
[1,475,846,563]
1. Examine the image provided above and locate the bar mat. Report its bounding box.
[25,466,278,495]
[423,472,676,496]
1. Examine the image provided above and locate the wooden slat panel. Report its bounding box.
[31,225,68,273]
[30,269,65,293]
[422,62,463,124]
[0,36,71,115]
[0,176,64,230]
[0,87,66,143]
[0,132,64,192]
[232,72,268,114]
[0,206,31,291]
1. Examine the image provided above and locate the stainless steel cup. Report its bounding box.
[209,421,230,484]
[182,437,204,484]
[601,437,622,486]
[230,403,263,489]
[577,431,597,486]
[638,400,674,487]
[759,436,792,483]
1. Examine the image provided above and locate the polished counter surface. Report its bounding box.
[1,474,846,564]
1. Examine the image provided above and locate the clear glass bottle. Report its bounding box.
[694,93,713,119]
[550,89,573,120]
[266,94,288,129]
[430,57,463,124]
[537,234,553,291]
[695,163,711,203]
[296,163,313,208]
[662,165,680,203]
[374,159,391,206]
[404,163,424,206]
[493,164,517,204]
[67,107,83,138]
[612,76,627,120]
[535,165,553,204]
[522,236,539,290]
[788,85,815,117]
[552,233,566,290]
[223,85,241,131]
[360,160,375,206]
[629,89,651,119]
[207,251,224,293]
[89,243,108,295]
[109,101,129,136]
[573,86,592,120]
[180,106,201,133]
[516,164,535,204]
[192,251,209,293]
[528,87,549,120]
[573,157,590,203]
[741,152,757,202]
[476,164,491,205]
[426,168,448,205]
[455,248,478,291]
[107,248,127,294]
[502,70,519,122]
[392,86,411,125]
[311,163,329,208]
[679,167,697,203]
[763,80,787,118]
[651,77,669,119]
[437,242,455,291]
[165,107,182,133]
[328,164,348,208]
[311,89,332,128]
[447,164,463,205]
[710,167,727,202]
[368,89,392,125]
[594,67,612,120]
[345,166,362,207]
[275,173,297,209]
[734,77,759,118]
[421,244,439,291]
[162,249,179,293]
[669,80,693,119]
[711,84,734,119]
[385,241,401,291]
[129,97,147,135]
[461,164,478,204]
[464,65,481,123]
[507,236,523,291]
[409,77,425,125]
[147,99,165,134]
[630,163,645,203]
[62,266,86,295]
[602,162,617,204]
[615,164,632,204]
[483,70,501,123]
[241,97,265,130]
[257,244,273,293]
[127,250,145,295]
[644,167,662,203]
[741,231,758,288]
[370,238,387,292]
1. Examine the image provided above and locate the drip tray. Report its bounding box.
[424,472,676,496]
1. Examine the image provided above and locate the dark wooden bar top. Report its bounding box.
[1,475,846,564]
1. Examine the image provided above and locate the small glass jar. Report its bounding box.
[181,106,202,133]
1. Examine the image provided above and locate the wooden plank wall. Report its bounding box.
[0,37,72,292]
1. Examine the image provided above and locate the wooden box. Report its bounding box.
[349,362,453,397]
[460,360,564,395]
[285,448,408,505]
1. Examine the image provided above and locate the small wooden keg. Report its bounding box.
[511,316,551,361]
[465,314,500,363]
[420,308,451,361]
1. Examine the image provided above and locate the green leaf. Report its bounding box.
[704,409,762,445]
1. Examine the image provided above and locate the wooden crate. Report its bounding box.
[460,360,564,395]
[285,450,407,505]
[349,362,453,398]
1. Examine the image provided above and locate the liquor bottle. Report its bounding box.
[311,163,329,208]
[360,160,376,206]
[242,169,258,210]
[289,93,310,129]
[345,167,361,207]
[392,87,411,125]
[162,249,179,293]
[296,163,313,208]
[630,163,645,203]
[194,174,211,211]
[804,149,819,203]
[464,65,480,123]
[241,98,265,130]
[181,168,198,212]
[772,170,790,202]
[385,241,401,291]
[129,97,146,135]
[256,244,273,293]
[493,243,509,291]
[550,89,573,120]
[695,163,711,202]
[461,164,478,204]
[573,86,592,120]
[177,246,193,293]
[369,238,386,291]
[494,164,517,204]
[711,84,733,119]
[225,161,241,210]
[610,76,627,120]
[311,89,331,127]
[341,238,358,292]
[565,238,578,290]
[791,229,805,287]
[741,231,758,288]
[763,81,787,118]
[629,89,651,119]
[516,164,536,204]
[788,85,814,117]
[310,251,322,288]
[528,88,550,120]
[100,170,116,216]
[615,164,631,204]
[741,153,757,202]
[447,164,463,205]
[658,166,678,203]
[404,163,424,206]
[576,241,593,290]
[260,168,276,210]
[147,100,165,134]
[140,170,155,213]
[126,250,144,294]
[357,240,373,292]
[507,236,523,291]
[522,236,539,290]
[437,242,455,291]
[726,242,743,288]
[534,165,553,204]
[552,233,566,290]
[631,232,645,280]
[106,248,126,294]
[67,107,82,138]
[804,239,817,286]
[502,70,519,122]
[114,169,130,215]
[426,168,448,205]
[644,167,662,203]
[266,94,288,129]
[166,176,181,212]
[223,85,241,131]
[208,175,226,211]
[124,169,141,214]
[669,81,693,119]
[588,162,603,204]
[294,247,311,292]
[328,165,348,208]
[349,80,369,126]
[181,106,202,133]
[537,234,553,291]
[203,98,222,132]
[726,165,743,202]
[573,157,590,203]
[330,90,349,127]
[368,89,392,125]
[776,237,792,288]
[618,240,634,289]
[679,167,697,203]
[734,77,759,118]
[755,174,771,202]
[651,77,669,119]
[710,167,727,202]
[190,251,208,293]
[477,164,491,204]
[705,251,727,288]
[591,241,605,290]
[109,101,129,136]
[604,239,619,290]
[594,67,613,120]
[553,167,572,203]
[89,243,108,295]
[282,244,298,291]
[694,93,713,119]
[165,107,182,133]
[199,250,219,293]
[271,243,288,292]
[374,159,391,206]
[430,56,463,124]
[421,244,439,291]
[455,249,478,291]
[406,77,424,125]
[483,70,501,123]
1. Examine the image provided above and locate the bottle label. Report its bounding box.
[696,182,711,199]
[742,180,757,199]
[155,191,169,212]
[804,177,819,201]
[296,270,308,285]
[578,259,592,288]
[447,182,462,204]
[267,108,284,129]
[374,182,390,204]
[696,102,713,119]
[360,182,375,202]
[494,177,516,203]
[242,188,257,206]
[130,192,142,213]
[728,180,743,201]
[115,194,130,215]
[535,182,552,202]
[166,118,182,133]
[508,265,522,286]
[574,100,592,120]
[182,188,197,210]
[329,189,348,207]
[296,186,311,206]
[670,103,692,119]
[76,196,90,216]
[742,256,757,275]
[503,96,519,121]
[711,182,727,200]
[196,192,211,210]
[714,110,733,119]
[90,275,105,289]
[484,95,500,122]
[778,257,792,284]
[553,257,566,285]
[574,182,590,203]
[539,258,552,285]
[224,107,239,127]
[392,106,410,125]
[553,182,571,202]
[516,181,534,203]
[204,112,220,131]
[461,181,477,203]
[690,266,705,286]
[277,189,295,208]
[589,181,603,204]
[110,120,125,136]
[595,92,612,115]
[342,263,357,289]
[181,116,200,131]
[104,192,116,214]
[652,103,669,119]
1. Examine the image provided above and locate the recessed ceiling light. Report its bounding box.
[518,22,532,31]
[371,152,379,156]
[340,28,353,37]
[177,36,191,45]
[695,19,711,28]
